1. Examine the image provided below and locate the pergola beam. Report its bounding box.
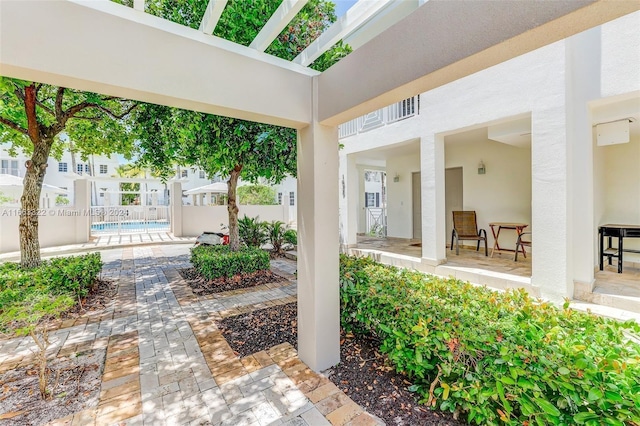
[318,0,640,125]
[133,0,144,12]
[0,0,315,128]
[199,0,228,34]
[249,0,309,52]
[293,0,392,67]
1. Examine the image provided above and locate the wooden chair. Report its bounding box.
[514,232,531,261]
[451,211,487,256]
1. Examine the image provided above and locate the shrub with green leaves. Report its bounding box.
[0,252,102,317]
[340,255,640,425]
[191,245,270,279]
[284,229,297,247]
[238,215,268,248]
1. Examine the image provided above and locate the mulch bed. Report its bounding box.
[59,278,118,321]
[217,303,297,357]
[217,302,466,425]
[0,349,105,425]
[178,268,285,295]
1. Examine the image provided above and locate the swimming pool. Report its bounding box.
[91,220,170,233]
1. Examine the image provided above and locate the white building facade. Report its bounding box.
[339,12,640,306]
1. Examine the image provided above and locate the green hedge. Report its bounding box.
[339,255,640,425]
[191,245,270,279]
[0,253,102,333]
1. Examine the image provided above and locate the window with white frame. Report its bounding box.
[199,170,205,179]
[181,169,188,178]
[365,192,380,207]
[100,164,108,174]
[76,164,83,175]
[84,164,91,175]
[289,191,295,206]
[277,192,282,204]
[58,162,68,172]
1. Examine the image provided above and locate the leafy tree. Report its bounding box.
[238,184,277,205]
[0,78,136,267]
[134,0,350,250]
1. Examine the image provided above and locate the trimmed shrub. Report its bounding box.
[340,255,640,425]
[191,245,269,279]
[0,252,102,313]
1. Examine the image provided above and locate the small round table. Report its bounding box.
[489,222,528,258]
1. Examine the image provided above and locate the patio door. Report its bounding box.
[412,172,421,239]
[445,167,463,246]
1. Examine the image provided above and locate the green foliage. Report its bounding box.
[265,220,287,255]
[339,255,640,425]
[238,215,268,248]
[190,245,269,279]
[284,229,297,247]
[0,253,102,333]
[0,191,12,205]
[237,184,277,205]
[55,194,69,206]
[0,77,136,160]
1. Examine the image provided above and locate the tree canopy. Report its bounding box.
[0,77,136,267]
[133,0,350,249]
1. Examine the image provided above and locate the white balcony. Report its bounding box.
[338,95,419,139]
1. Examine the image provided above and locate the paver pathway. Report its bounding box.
[0,244,382,426]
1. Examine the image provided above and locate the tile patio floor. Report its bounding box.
[0,245,381,426]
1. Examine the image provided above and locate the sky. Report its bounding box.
[334,0,358,17]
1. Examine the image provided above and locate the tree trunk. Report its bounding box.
[20,139,53,268]
[227,165,242,251]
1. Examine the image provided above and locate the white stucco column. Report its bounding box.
[340,154,359,247]
[531,108,572,302]
[74,178,90,244]
[421,134,446,264]
[567,28,600,291]
[170,181,183,237]
[297,78,340,372]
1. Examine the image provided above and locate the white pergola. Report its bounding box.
[1,0,637,371]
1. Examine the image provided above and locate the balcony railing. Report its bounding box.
[338,95,419,139]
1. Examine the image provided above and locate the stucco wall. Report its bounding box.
[600,12,640,99]
[386,154,420,238]
[0,208,88,253]
[180,205,287,237]
[444,138,532,249]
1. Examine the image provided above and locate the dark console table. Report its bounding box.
[599,224,640,273]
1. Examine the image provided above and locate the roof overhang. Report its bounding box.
[318,0,640,125]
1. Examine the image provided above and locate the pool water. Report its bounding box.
[91,220,170,232]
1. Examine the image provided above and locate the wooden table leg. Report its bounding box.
[517,226,527,258]
[490,225,500,258]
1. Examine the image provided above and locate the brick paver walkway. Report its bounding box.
[0,245,382,426]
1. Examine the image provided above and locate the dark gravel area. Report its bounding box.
[217,302,466,425]
[217,303,297,357]
[178,268,285,295]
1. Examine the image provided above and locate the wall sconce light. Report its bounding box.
[393,173,400,183]
[478,160,486,175]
